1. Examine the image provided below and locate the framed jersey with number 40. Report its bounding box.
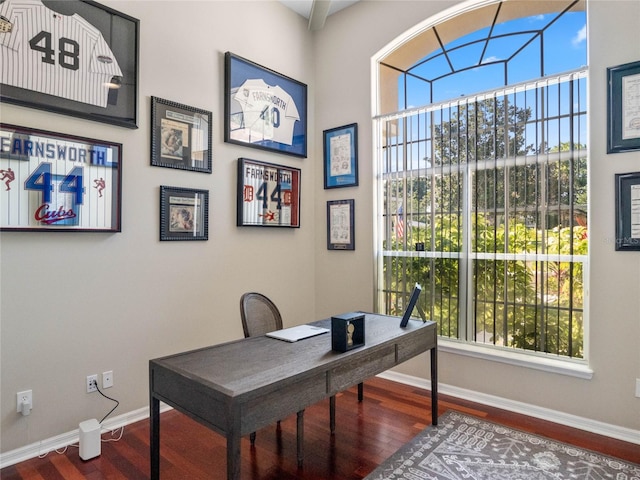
[225,52,307,158]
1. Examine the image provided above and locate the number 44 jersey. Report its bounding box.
[0,0,123,108]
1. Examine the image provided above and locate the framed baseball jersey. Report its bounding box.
[237,158,300,228]
[225,52,307,158]
[0,0,139,129]
[0,123,122,232]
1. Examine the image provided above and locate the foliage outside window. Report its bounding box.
[378,74,587,358]
[376,5,587,360]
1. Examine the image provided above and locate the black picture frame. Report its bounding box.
[0,123,122,232]
[327,199,355,250]
[237,158,301,228]
[151,97,212,174]
[615,172,640,251]
[607,60,640,153]
[324,123,358,189]
[160,186,209,241]
[0,0,139,129]
[224,52,307,158]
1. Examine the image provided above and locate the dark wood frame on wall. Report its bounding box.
[236,158,301,228]
[0,0,139,129]
[0,123,122,232]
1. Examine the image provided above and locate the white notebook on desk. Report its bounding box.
[266,324,329,342]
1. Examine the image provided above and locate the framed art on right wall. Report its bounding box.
[327,199,355,250]
[607,60,640,153]
[324,123,358,189]
[615,172,640,251]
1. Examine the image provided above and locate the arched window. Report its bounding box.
[374,0,588,363]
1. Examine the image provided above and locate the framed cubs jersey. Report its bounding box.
[0,0,139,129]
[225,52,307,158]
[0,123,122,232]
[237,158,301,228]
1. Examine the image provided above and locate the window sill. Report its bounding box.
[439,339,593,379]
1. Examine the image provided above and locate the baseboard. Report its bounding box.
[3,373,638,469]
[0,403,173,469]
[378,370,640,446]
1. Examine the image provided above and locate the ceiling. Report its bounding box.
[278,0,360,30]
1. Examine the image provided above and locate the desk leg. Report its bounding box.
[430,346,438,425]
[227,426,241,480]
[296,410,304,468]
[150,396,160,480]
[329,396,336,435]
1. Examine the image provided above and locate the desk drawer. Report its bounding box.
[328,344,396,394]
[397,326,436,363]
[152,367,226,433]
[241,372,327,434]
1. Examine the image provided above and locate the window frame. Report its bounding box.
[373,0,589,374]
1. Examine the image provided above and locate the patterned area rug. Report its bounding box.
[365,411,640,480]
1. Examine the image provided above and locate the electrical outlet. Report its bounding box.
[86,374,98,393]
[102,370,113,389]
[635,378,640,398]
[16,390,32,413]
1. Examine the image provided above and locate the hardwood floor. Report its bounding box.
[2,377,638,479]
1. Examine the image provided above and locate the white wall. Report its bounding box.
[2,0,639,460]
[313,0,640,433]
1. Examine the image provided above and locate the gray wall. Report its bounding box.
[1,0,639,459]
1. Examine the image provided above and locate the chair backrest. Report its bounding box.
[240,292,283,338]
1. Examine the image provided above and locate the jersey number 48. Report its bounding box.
[29,31,80,71]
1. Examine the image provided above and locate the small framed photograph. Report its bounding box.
[324,123,358,189]
[607,60,640,153]
[151,97,212,173]
[327,199,355,250]
[1,123,122,232]
[225,52,307,158]
[0,0,139,129]
[615,172,640,250]
[237,158,301,228]
[160,186,209,241]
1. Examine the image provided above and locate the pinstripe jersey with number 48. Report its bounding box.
[0,0,122,108]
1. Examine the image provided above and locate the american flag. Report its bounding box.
[396,205,404,239]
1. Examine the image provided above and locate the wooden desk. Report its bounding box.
[149,314,438,480]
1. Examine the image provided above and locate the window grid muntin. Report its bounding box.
[383,1,583,108]
[378,70,587,359]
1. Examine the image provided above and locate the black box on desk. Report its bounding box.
[331,312,365,352]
